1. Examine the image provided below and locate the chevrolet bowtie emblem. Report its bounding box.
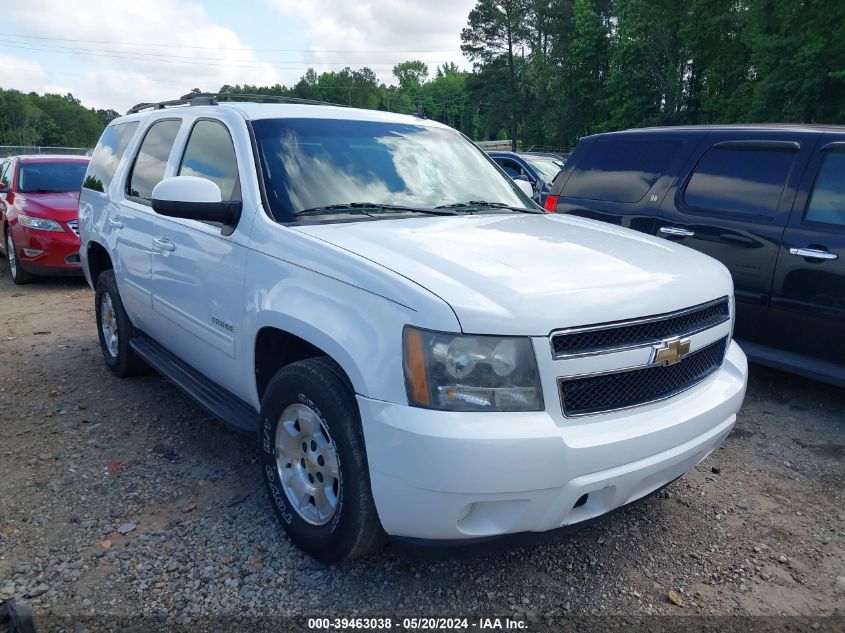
[651,337,691,366]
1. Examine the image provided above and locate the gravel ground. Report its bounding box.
[0,264,843,632]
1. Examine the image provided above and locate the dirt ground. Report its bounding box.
[0,264,843,631]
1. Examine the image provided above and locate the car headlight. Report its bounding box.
[403,327,543,412]
[18,214,64,232]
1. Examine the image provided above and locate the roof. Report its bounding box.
[115,101,448,129]
[14,154,89,163]
[587,123,845,140]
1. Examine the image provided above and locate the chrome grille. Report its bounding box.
[67,220,79,237]
[558,337,728,417]
[551,297,730,359]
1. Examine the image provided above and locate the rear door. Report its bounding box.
[116,118,183,328]
[554,134,694,234]
[655,132,817,346]
[768,140,845,376]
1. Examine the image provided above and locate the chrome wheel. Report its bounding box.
[275,403,340,526]
[6,233,16,279]
[100,292,119,358]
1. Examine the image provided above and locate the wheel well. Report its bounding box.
[86,242,113,286]
[255,328,347,401]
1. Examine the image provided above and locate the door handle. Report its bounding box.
[153,237,175,252]
[659,226,695,238]
[789,247,838,261]
[108,217,124,230]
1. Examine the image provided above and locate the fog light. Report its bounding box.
[22,248,44,257]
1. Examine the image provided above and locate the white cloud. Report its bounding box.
[0,55,49,94]
[0,0,478,112]
[3,0,284,112]
[266,0,476,82]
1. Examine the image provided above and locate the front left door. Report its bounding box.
[769,142,845,374]
[149,117,252,400]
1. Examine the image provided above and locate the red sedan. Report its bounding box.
[0,155,89,284]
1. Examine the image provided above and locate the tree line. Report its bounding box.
[2,0,842,150]
[0,89,118,147]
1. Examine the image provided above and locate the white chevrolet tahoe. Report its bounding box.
[78,94,748,563]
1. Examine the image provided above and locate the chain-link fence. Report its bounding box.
[0,146,93,158]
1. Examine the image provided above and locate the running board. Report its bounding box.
[130,335,260,434]
[737,339,845,389]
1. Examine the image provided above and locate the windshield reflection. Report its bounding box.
[253,118,531,220]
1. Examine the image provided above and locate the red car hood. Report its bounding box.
[17,191,81,220]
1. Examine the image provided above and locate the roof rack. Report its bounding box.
[126,92,346,115]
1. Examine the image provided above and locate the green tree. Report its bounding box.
[461,0,530,148]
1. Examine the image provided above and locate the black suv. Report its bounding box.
[546,125,845,387]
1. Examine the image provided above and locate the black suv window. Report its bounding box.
[127,119,181,202]
[561,138,684,203]
[83,121,140,193]
[684,147,795,218]
[178,120,240,201]
[805,152,845,227]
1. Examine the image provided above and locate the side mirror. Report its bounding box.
[514,178,534,199]
[151,177,241,231]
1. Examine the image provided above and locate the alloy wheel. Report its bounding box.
[274,403,341,525]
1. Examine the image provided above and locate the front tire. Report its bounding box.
[6,230,35,285]
[259,357,387,563]
[95,269,147,377]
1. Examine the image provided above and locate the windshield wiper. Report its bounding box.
[435,201,542,214]
[295,202,457,217]
[27,189,68,194]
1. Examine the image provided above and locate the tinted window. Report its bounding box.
[805,152,845,227]
[19,162,89,193]
[684,147,795,217]
[252,118,532,220]
[500,159,527,179]
[178,120,240,201]
[83,121,140,192]
[562,138,684,203]
[127,119,181,202]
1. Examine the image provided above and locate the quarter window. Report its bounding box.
[178,120,240,201]
[561,139,684,203]
[805,152,845,227]
[127,119,181,202]
[83,121,140,193]
[684,147,795,218]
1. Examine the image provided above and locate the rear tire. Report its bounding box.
[95,269,148,377]
[6,230,35,285]
[259,357,387,563]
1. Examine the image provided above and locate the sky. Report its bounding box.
[3,0,477,113]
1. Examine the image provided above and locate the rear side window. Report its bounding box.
[83,121,139,193]
[805,152,845,227]
[683,147,795,218]
[562,139,684,203]
[178,120,240,201]
[127,119,181,202]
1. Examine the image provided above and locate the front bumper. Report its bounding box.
[12,224,82,273]
[358,340,747,541]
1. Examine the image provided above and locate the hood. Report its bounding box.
[293,213,733,335]
[17,191,81,219]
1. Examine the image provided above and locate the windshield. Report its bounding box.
[19,161,89,193]
[252,118,534,221]
[522,156,563,183]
